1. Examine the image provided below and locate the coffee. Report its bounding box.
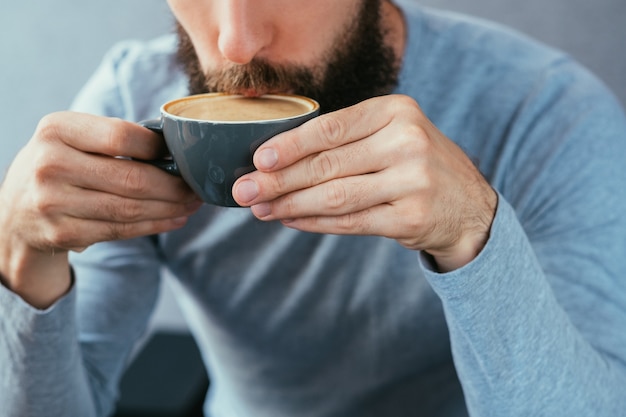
[165,94,315,122]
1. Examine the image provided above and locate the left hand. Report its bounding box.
[232,94,497,271]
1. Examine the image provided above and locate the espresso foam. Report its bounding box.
[167,95,313,122]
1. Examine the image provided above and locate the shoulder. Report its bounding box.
[398,4,571,104]
[397,3,625,143]
[399,3,564,72]
[397,3,626,231]
[70,34,188,121]
[102,35,181,85]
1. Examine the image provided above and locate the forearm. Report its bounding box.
[423,197,626,416]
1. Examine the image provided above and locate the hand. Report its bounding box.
[0,111,201,307]
[233,95,497,271]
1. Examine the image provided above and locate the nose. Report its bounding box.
[217,2,272,65]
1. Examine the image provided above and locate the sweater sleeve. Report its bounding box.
[0,281,96,416]
[422,61,626,416]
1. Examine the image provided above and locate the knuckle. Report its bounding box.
[400,125,431,158]
[393,94,421,111]
[315,115,345,148]
[44,226,75,249]
[105,222,127,242]
[104,118,128,155]
[122,166,149,196]
[405,123,429,141]
[32,158,59,187]
[309,151,338,183]
[325,180,348,210]
[386,95,423,120]
[31,188,58,218]
[336,212,368,233]
[269,170,289,194]
[33,195,52,217]
[284,130,307,157]
[118,198,144,222]
[34,112,64,142]
[280,193,297,217]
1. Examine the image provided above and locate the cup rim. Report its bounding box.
[161,92,320,124]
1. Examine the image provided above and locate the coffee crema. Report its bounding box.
[165,94,315,122]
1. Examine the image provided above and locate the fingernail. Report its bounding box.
[256,148,278,170]
[251,203,271,218]
[235,179,259,203]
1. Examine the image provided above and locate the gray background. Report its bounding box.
[1,0,625,331]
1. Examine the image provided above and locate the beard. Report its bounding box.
[175,0,400,113]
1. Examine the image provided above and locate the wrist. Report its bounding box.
[426,228,491,272]
[427,187,498,273]
[0,240,72,309]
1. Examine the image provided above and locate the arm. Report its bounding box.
[230,74,626,413]
[424,74,626,415]
[426,195,626,415]
[0,112,197,308]
[0,43,200,416]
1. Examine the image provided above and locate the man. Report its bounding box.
[1,0,625,415]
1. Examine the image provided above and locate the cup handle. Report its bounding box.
[137,118,181,176]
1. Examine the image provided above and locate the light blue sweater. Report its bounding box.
[2,4,626,416]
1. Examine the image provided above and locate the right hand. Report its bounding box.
[0,111,201,307]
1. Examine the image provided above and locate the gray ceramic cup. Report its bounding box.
[140,93,320,207]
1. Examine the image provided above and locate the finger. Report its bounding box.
[249,171,405,220]
[278,203,446,253]
[277,203,402,239]
[59,186,203,223]
[35,112,167,160]
[253,96,404,172]
[45,215,192,251]
[235,131,390,205]
[57,149,198,202]
[235,113,429,207]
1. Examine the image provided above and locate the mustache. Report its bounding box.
[202,59,317,96]
[176,0,399,113]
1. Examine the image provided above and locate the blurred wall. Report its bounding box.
[1,0,624,332]
[0,1,173,172]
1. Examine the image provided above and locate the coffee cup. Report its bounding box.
[139,93,319,207]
